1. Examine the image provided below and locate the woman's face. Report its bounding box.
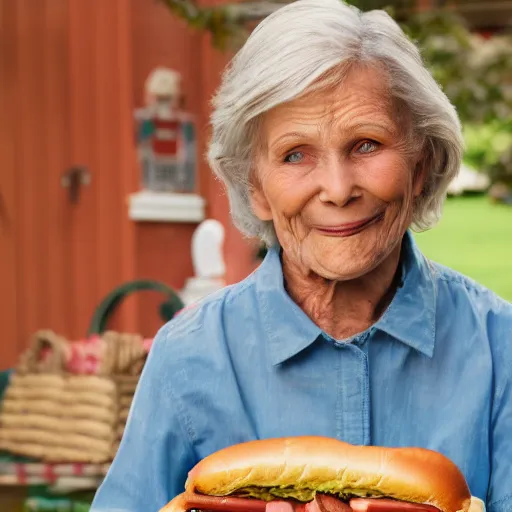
[251,66,425,280]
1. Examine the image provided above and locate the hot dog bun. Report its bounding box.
[162,437,473,512]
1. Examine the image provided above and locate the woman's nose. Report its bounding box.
[317,155,359,207]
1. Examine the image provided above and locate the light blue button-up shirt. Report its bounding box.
[92,232,512,512]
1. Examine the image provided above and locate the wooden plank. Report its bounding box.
[15,0,48,347]
[117,0,138,334]
[68,0,99,338]
[105,0,138,333]
[0,0,20,368]
[94,0,128,331]
[44,0,74,337]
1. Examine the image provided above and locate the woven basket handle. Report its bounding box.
[17,330,68,374]
[87,280,184,336]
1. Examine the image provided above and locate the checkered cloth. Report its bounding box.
[0,455,109,489]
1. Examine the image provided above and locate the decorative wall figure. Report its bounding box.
[134,67,196,192]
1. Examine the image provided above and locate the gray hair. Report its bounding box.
[207,0,464,246]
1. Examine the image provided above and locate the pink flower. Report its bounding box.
[83,354,99,374]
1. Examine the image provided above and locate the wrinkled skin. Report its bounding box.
[251,66,425,339]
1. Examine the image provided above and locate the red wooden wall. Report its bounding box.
[0,0,257,369]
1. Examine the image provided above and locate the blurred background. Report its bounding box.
[0,0,510,509]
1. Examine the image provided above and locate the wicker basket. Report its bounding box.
[0,280,183,464]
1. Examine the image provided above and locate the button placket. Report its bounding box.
[335,339,371,446]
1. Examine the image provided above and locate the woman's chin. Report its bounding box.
[310,258,378,281]
[299,239,386,281]
[299,227,399,281]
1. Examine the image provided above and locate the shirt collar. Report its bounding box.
[255,231,436,366]
[255,247,322,366]
[375,231,436,358]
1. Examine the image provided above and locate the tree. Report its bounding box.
[159,0,512,185]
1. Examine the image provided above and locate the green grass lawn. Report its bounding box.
[414,195,512,302]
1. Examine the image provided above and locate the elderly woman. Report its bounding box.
[92,1,511,511]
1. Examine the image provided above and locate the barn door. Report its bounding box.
[0,0,136,370]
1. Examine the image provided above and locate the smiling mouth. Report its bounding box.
[314,212,385,237]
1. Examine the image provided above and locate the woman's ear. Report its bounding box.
[250,171,273,221]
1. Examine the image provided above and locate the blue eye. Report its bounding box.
[357,141,378,154]
[284,151,304,163]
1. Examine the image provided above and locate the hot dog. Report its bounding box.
[161,436,478,512]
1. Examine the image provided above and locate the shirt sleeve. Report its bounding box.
[91,325,196,512]
[486,303,512,512]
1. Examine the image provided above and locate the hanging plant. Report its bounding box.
[157,0,289,49]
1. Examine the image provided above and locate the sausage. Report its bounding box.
[182,493,267,512]
[266,501,299,512]
[178,493,439,512]
[350,499,440,512]
[307,494,353,512]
